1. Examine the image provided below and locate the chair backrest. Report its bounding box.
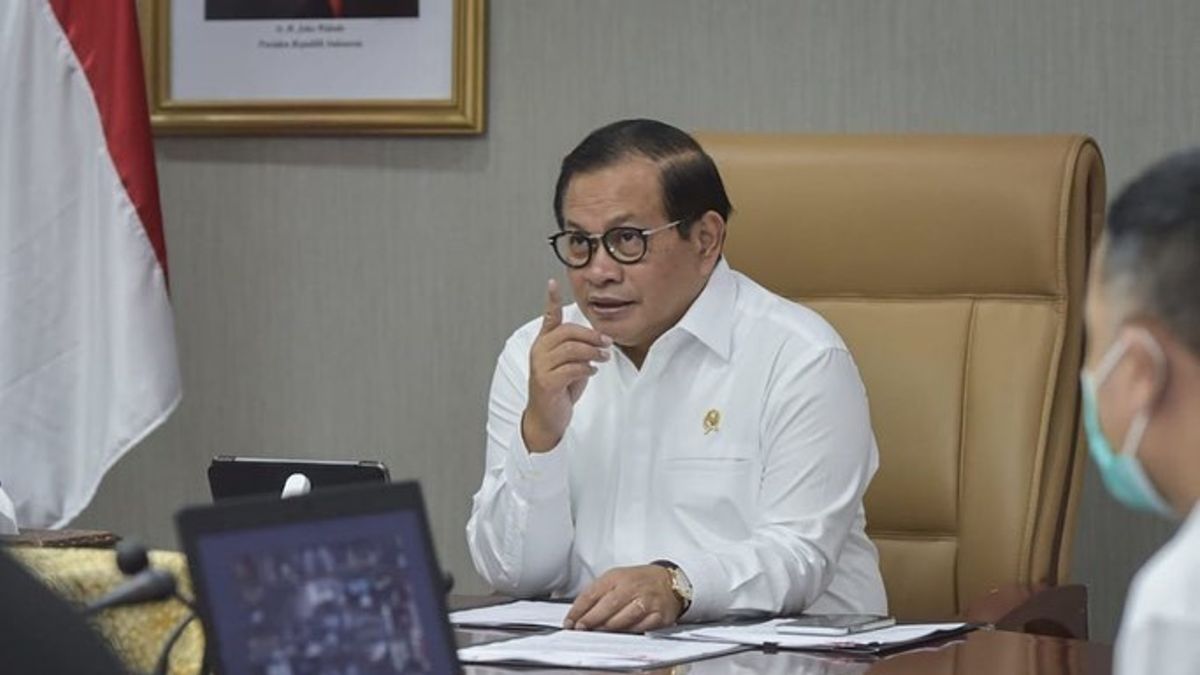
[698,134,1104,620]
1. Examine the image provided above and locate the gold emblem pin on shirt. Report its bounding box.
[703,409,721,434]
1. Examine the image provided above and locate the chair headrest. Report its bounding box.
[696,134,1104,299]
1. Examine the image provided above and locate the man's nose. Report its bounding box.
[581,244,622,285]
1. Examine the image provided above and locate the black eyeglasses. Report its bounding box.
[548,220,682,268]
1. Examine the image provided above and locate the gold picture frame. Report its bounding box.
[138,0,486,135]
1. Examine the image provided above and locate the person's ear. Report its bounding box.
[1116,325,1169,411]
[693,211,726,265]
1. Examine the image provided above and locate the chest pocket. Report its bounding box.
[662,442,759,535]
[653,375,765,534]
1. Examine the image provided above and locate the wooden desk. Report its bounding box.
[451,597,1112,675]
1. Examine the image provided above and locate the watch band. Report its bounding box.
[650,559,693,613]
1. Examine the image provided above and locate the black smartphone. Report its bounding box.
[775,614,896,635]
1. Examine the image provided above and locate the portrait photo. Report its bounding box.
[205,0,420,20]
[142,0,484,134]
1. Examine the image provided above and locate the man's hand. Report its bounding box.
[564,565,683,633]
[522,279,611,453]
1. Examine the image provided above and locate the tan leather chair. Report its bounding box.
[698,134,1104,635]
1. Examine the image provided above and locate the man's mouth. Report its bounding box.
[587,297,634,316]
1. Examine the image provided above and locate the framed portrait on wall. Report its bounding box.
[138,0,486,135]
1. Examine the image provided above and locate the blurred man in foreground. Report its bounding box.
[1082,147,1200,674]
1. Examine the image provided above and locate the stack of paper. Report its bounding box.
[449,600,571,629]
[667,618,971,654]
[451,599,973,664]
[457,630,745,669]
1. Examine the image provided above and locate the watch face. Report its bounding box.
[680,574,694,595]
[672,568,693,599]
[653,560,693,607]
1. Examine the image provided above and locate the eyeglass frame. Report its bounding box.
[547,219,687,269]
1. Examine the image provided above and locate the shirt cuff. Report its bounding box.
[669,551,727,623]
[503,425,570,501]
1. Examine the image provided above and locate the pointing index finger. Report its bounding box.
[541,278,563,335]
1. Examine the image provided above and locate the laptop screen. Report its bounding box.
[179,482,459,675]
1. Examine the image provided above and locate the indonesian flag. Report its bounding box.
[0,1,181,528]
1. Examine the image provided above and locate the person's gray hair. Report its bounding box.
[1104,147,1200,357]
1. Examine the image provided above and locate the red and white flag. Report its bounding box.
[0,0,181,528]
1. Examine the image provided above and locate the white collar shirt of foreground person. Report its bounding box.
[466,259,888,621]
[1115,503,1200,675]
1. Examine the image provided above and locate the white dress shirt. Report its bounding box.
[466,260,887,621]
[1115,504,1200,675]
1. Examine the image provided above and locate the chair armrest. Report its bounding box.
[962,583,1088,640]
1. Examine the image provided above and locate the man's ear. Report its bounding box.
[693,211,727,264]
[1118,323,1170,409]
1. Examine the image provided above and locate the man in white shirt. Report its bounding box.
[1081,147,1200,674]
[466,119,887,632]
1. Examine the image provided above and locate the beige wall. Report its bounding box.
[76,0,1200,641]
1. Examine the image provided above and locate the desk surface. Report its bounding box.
[11,552,1111,675]
[450,598,1112,675]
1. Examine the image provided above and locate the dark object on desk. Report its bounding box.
[207,455,389,500]
[0,549,128,674]
[115,537,150,575]
[178,480,461,675]
[83,567,177,616]
[83,539,191,616]
[81,538,204,675]
[0,528,118,548]
[790,623,977,658]
[777,613,897,635]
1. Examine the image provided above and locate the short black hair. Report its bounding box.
[553,119,732,238]
[1105,147,1200,357]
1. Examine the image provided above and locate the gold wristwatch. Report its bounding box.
[651,559,693,614]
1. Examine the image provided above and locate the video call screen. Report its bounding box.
[195,511,453,675]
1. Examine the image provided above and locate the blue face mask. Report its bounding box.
[1081,331,1174,518]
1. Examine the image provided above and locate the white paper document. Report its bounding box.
[457,630,744,669]
[668,619,969,651]
[449,600,571,629]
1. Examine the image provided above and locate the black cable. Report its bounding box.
[152,612,196,675]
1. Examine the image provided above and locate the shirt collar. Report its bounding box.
[673,258,736,361]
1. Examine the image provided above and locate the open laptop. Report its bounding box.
[177,481,461,675]
[207,456,390,501]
